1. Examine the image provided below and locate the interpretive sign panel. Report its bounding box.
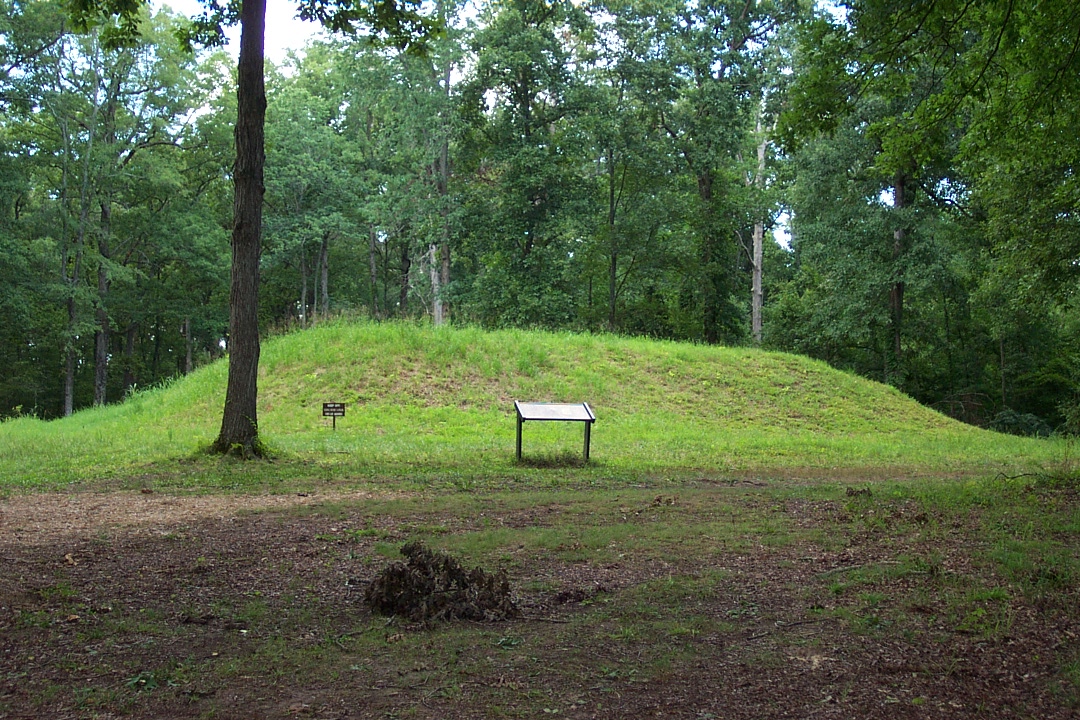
[513,401,596,462]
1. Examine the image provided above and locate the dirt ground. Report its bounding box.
[1,487,1077,719]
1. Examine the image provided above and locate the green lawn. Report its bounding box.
[0,320,1063,492]
[2,321,1078,718]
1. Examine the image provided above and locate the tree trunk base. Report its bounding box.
[209,434,267,459]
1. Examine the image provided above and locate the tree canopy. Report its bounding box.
[1,0,1077,436]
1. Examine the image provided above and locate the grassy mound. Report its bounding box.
[0,321,1061,489]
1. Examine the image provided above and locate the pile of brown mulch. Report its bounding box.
[364,541,520,624]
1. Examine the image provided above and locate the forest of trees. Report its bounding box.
[1,0,1078,435]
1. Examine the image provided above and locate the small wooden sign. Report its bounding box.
[323,402,345,429]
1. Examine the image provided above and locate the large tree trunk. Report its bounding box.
[213,0,266,456]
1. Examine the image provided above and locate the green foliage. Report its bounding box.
[988,410,1053,439]
[774,0,1080,428]
[0,0,1075,439]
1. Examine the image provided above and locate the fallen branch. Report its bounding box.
[817,561,900,577]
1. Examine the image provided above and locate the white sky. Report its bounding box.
[156,0,324,64]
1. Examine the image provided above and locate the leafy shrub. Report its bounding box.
[989,409,1053,438]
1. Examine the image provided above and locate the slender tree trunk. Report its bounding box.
[889,171,909,372]
[183,317,193,375]
[430,242,442,324]
[751,122,767,345]
[382,232,390,313]
[318,231,330,320]
[64,299,77,417]
[93,202,111,406]
[698,171,720,345]
[123,321,138,394]
[369,224,380,319]
[607,147,618,330]
[67,139,96,413]
[751,222,764,344]
[399,241,411,316]
[300,241,308,329]
[93,72,121,407]
[214,0,266,455]
[433,60,451,325]
[439,241,450,318]
[151,316,162,378]
[58,114,79,418]
[1000,337,1007,408]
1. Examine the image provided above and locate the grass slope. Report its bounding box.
[0,321,1061,490]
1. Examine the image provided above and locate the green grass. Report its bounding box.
[0,319,1064,490]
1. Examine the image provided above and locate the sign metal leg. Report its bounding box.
[516,416,523,461]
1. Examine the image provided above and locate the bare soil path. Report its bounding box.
[1,486,1077,720]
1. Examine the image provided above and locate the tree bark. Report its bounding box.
[182,317,193,375]
[318,230,330,320]
[123,321,138,394]
[64,298,77,417]
[93,201,111,406]
[433,58,451,325]
[698,171,720,345]
[751,119,767,345]
[151,316,162,378]
[399,240,411,316]
[369,224,380,319]
[439,239,450,319]
[58,113,79,418]
[213,0,266,456]
[1000,337,1007,408]
[429,242,442,323]
[93,72,121,407]
[889,171,909,371]
[299,240,308,328]
[607,147,618,330]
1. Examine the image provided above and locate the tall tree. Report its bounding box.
[457,0,590,327]
[73,0,438,455]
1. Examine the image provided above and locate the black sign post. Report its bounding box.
[322,402,346,430]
